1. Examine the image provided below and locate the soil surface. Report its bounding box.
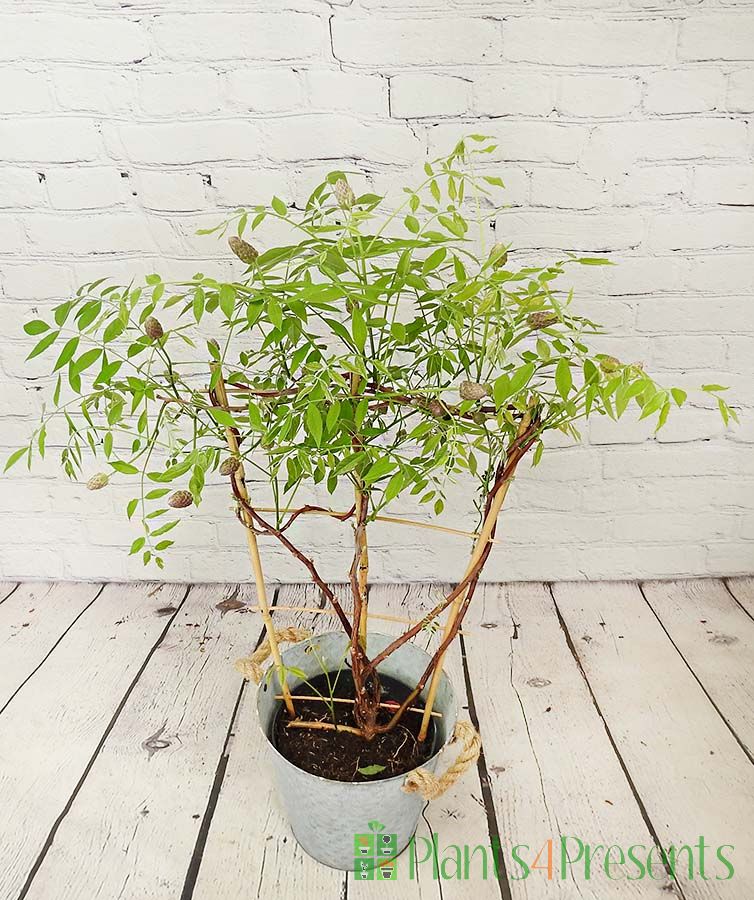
[271,670,439,782]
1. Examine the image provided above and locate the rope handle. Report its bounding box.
[402,720,481,800]
[235,626,312,683]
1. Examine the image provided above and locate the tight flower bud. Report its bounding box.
[168,490,193,509]
[333,178,356,210]
[144,316,164,341]
[219,457,240,477]
[228,236,259,265]
[459,380,489,401]
[489,243,508,268]
[599,355,621,374]
[527,311,558,330]
[86,472,109,491]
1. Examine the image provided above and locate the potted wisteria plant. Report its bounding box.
[10,136,734,870]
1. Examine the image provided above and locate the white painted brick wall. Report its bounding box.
[1,0,752,583]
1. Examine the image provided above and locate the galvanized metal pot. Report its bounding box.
[256,631,457,870]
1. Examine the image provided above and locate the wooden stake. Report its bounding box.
[211,361,295,717]
[251,603,469,634]
[417,411,533,741]
[350,372,370,649]
[250,506,501,544]
[274,694,443,718]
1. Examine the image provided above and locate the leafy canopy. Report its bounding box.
[9,135,735,567]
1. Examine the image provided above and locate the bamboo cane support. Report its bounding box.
[211,362,295,717]
[274,694,443,718]
[250,507,500,544]
[251,603,469,634]
[417,411,533,741]
[350,371,370,649]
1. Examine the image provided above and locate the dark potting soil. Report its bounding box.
[270,670,438,783]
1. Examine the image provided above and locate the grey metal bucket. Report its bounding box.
[256,631,457,870]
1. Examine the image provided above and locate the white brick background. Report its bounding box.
[1,0,753,583]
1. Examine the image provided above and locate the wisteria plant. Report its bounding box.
[9,135,735,744]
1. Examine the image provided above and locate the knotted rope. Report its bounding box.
[235,626,312,683]
[402,720,481,800]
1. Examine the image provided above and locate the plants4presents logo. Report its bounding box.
[354,821,399,880]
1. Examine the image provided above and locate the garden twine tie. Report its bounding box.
[402,720,481,800]
[235,626,312,683]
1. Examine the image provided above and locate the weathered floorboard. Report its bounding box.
[349,584,501,900]
[726,577,754,621]
[641,579,754,758]
[0,582,188,900]
[463,582,673,899]
[21,584,260,900]
[0,582,103,711]
[553,581,754,899]
[191,583,344,900]
[0,582,18,604]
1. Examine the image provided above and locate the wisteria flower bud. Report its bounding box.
[333,178,356,210]
[144,316,164,341]
[489,243,508,268]
[219,457,240,477]
[168,490,193,509]
[459,380,489,401]
[599,355,621,374]
[228,236,259,265]
[527,311,559,330]
[86,472,109,491]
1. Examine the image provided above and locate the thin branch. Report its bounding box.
[274,694,443,719]
[233,493,354,639]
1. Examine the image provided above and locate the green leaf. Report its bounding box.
[126,498,138,519]
[325,400,341,433]
[210,407,237,428]
[103,318,125,343]
[110,460,139,475]
[271,196,287,216]
[146,488,170,500]
[357,764,386,777]
[193,289,205,323]
[509,362,536,396]
[73,348,102,373]
[219,284,235,319]
[422,248,446,275]
[671,387,687,407]
[364,456,394,484]
[555,359,572,399]
[24,320,49,336]
[4,446,28,472]
[306,402,323,445]
[404,215,420,234]
[351,307,367,353]
[76,300,102,330]
[27,330,60,360]
[493,374,510,407]
[53,336,80,372]
[129,536,145,555]
[702,384,728,393]
[575,257,614,266]
[150,519,180,538]
[53,301,73,327]
[247,402,263,431]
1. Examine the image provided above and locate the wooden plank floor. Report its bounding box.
[0,578,752,900]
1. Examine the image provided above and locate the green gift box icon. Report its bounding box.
[354,833,374,855]
[354,858,374,879]
[377,832,397,856]
[377,860,398,881]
